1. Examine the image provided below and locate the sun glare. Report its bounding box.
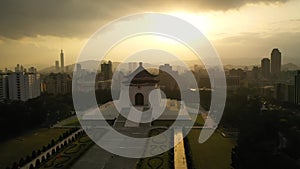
[169,12,212,35]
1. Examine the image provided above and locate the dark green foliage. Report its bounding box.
[232,98,300,169]
[0,93,74,141]
[31,150,36,159]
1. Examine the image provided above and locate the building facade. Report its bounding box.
[27,73,41,99]
[159,64,179,90]
[60,49,64,72]
[8,72,28,101]
[271,48,281,77]
[100,61,113,80]
[261,58,271,78]
[121,62,159,106]
[45,73,72,95]
[0,74,8,102]
[295,71,300,105]
[55,60,59,72]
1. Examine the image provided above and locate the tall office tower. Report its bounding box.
[271,48,281,77]
[101,61,113,80]
[295,71,300,105]
[261,58,270,78]
[8,72,28,101]
[0,74,8,102]
[55,60,59,72]
[60,49,65,72]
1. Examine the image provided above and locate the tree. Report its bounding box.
[31,150,36,158]
[231,98,299,169]
[18,158,25,166]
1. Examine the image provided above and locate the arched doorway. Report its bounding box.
[135,93,144,106]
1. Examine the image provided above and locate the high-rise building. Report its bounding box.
[295,71,300,105]
[15,64,21,73]
[159,64,173,73]
[6,65,41,102]
[8,72,28,101]
[261,58,270,78]
[45,73,72,95]
[229,68,246,79]
[271,48,281,77]
[7,71,41,101]
[226,76,241,91]
[101,61,113,80]
[159,64,179,90]
[252,66,259,80]
[0,74,8,102]
[55,60,59,72]
[28,67,37,74]
[60,49,64,72]
[288,84,295,104]
[27,73,41,99]
[276,83,289,102]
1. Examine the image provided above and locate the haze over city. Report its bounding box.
[1,1,300,169]
[1,0,300,69]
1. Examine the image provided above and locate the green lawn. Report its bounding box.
[59,116,80,127]
[63,118,80,127]
[0,128,69,169]
[187,129,236,169]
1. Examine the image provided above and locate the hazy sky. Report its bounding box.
[0,0,300,70]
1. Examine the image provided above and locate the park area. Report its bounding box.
[187,129,236,169]
[0,128,69,169]
[137,128,173,169]
[40,135,93,169]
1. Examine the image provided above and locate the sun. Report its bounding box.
[168,12,212,35]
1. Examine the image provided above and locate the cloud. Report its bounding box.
[0,0,291,39]
[212,31,300,65]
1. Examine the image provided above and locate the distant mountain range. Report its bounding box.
[223,63,300,71]
[39,60,120,73]
[39,60,300,73]
[281,63,299,71]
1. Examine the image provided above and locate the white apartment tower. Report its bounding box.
[8,72,28,101]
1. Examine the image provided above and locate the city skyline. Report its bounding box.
[1,47,299,73]
[1,1,300,169]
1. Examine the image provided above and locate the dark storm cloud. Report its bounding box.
[0,0,290,39]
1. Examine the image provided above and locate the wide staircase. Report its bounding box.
[113,107,152,128]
